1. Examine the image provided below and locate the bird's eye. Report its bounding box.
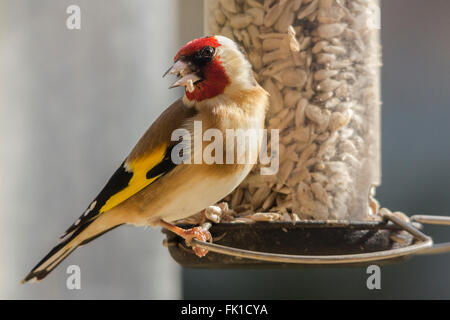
[201,46,215,58]
[191,46,215,66]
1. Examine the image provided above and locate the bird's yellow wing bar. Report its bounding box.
[60,143,173,239]
[98,144,167,213]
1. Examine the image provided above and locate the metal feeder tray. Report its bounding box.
[163,211,450,268]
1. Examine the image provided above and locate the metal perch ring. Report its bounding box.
[182,211,450,265]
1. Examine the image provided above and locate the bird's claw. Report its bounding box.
[158,220,211,257]
[182,226,211,257]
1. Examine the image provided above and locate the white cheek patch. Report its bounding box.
[214,35,253,89]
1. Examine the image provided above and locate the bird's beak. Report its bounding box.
[164,60,202,93]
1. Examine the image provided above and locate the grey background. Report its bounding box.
[0,0,185,299]
[1,0,450,299]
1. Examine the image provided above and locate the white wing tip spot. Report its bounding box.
[84,200,97,216]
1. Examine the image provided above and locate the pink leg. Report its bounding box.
[159,220,211,257]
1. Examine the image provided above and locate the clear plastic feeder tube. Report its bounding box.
[205,0,381,221]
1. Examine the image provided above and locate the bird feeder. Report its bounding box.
[163,0,450,266]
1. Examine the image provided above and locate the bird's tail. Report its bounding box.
[22,215,122,284]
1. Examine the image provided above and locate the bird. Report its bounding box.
[22,35,269,283]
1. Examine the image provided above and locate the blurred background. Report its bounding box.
[1,0,449,299]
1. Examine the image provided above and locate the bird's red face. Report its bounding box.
[166,36,231,102]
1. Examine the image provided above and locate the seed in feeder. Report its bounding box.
[295,98,307,128]
[247,7,265,25]
[230,218,256,224]
[317,23,346,39]
[291,213,300,224]
[297,0,319,20]
[251,186,272,209]
[316,78,341,92]
[283,89,302,108]
[205,205,222,223]
[292,0,303,11]
[251,212,281,222]
[262,49,284,65]
[248,0,263,8]
[317,91,334,102]
[262,192,278,211]
[278,68,307,88]
[316,53,336,64]
[323,45,346,55]
[205,0,381,222]
[274,3,296,32]
[314,69,338,81]
[305,104,324,124]
[312,40,328,53]
[219,0,237,13]
[297,143,317,167]
[264,0,276,10]
[229,14,253,29]
[264,1,287,27]
[311,182,331,206]
[219,25,234,39]
[278,160,294,185]
[263,38,282,51]
[329,111,352,132]
[214,8,227,25]
[262,59,296,77]
[318,7,345,24]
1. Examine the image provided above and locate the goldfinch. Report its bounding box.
[22,35,268,283]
